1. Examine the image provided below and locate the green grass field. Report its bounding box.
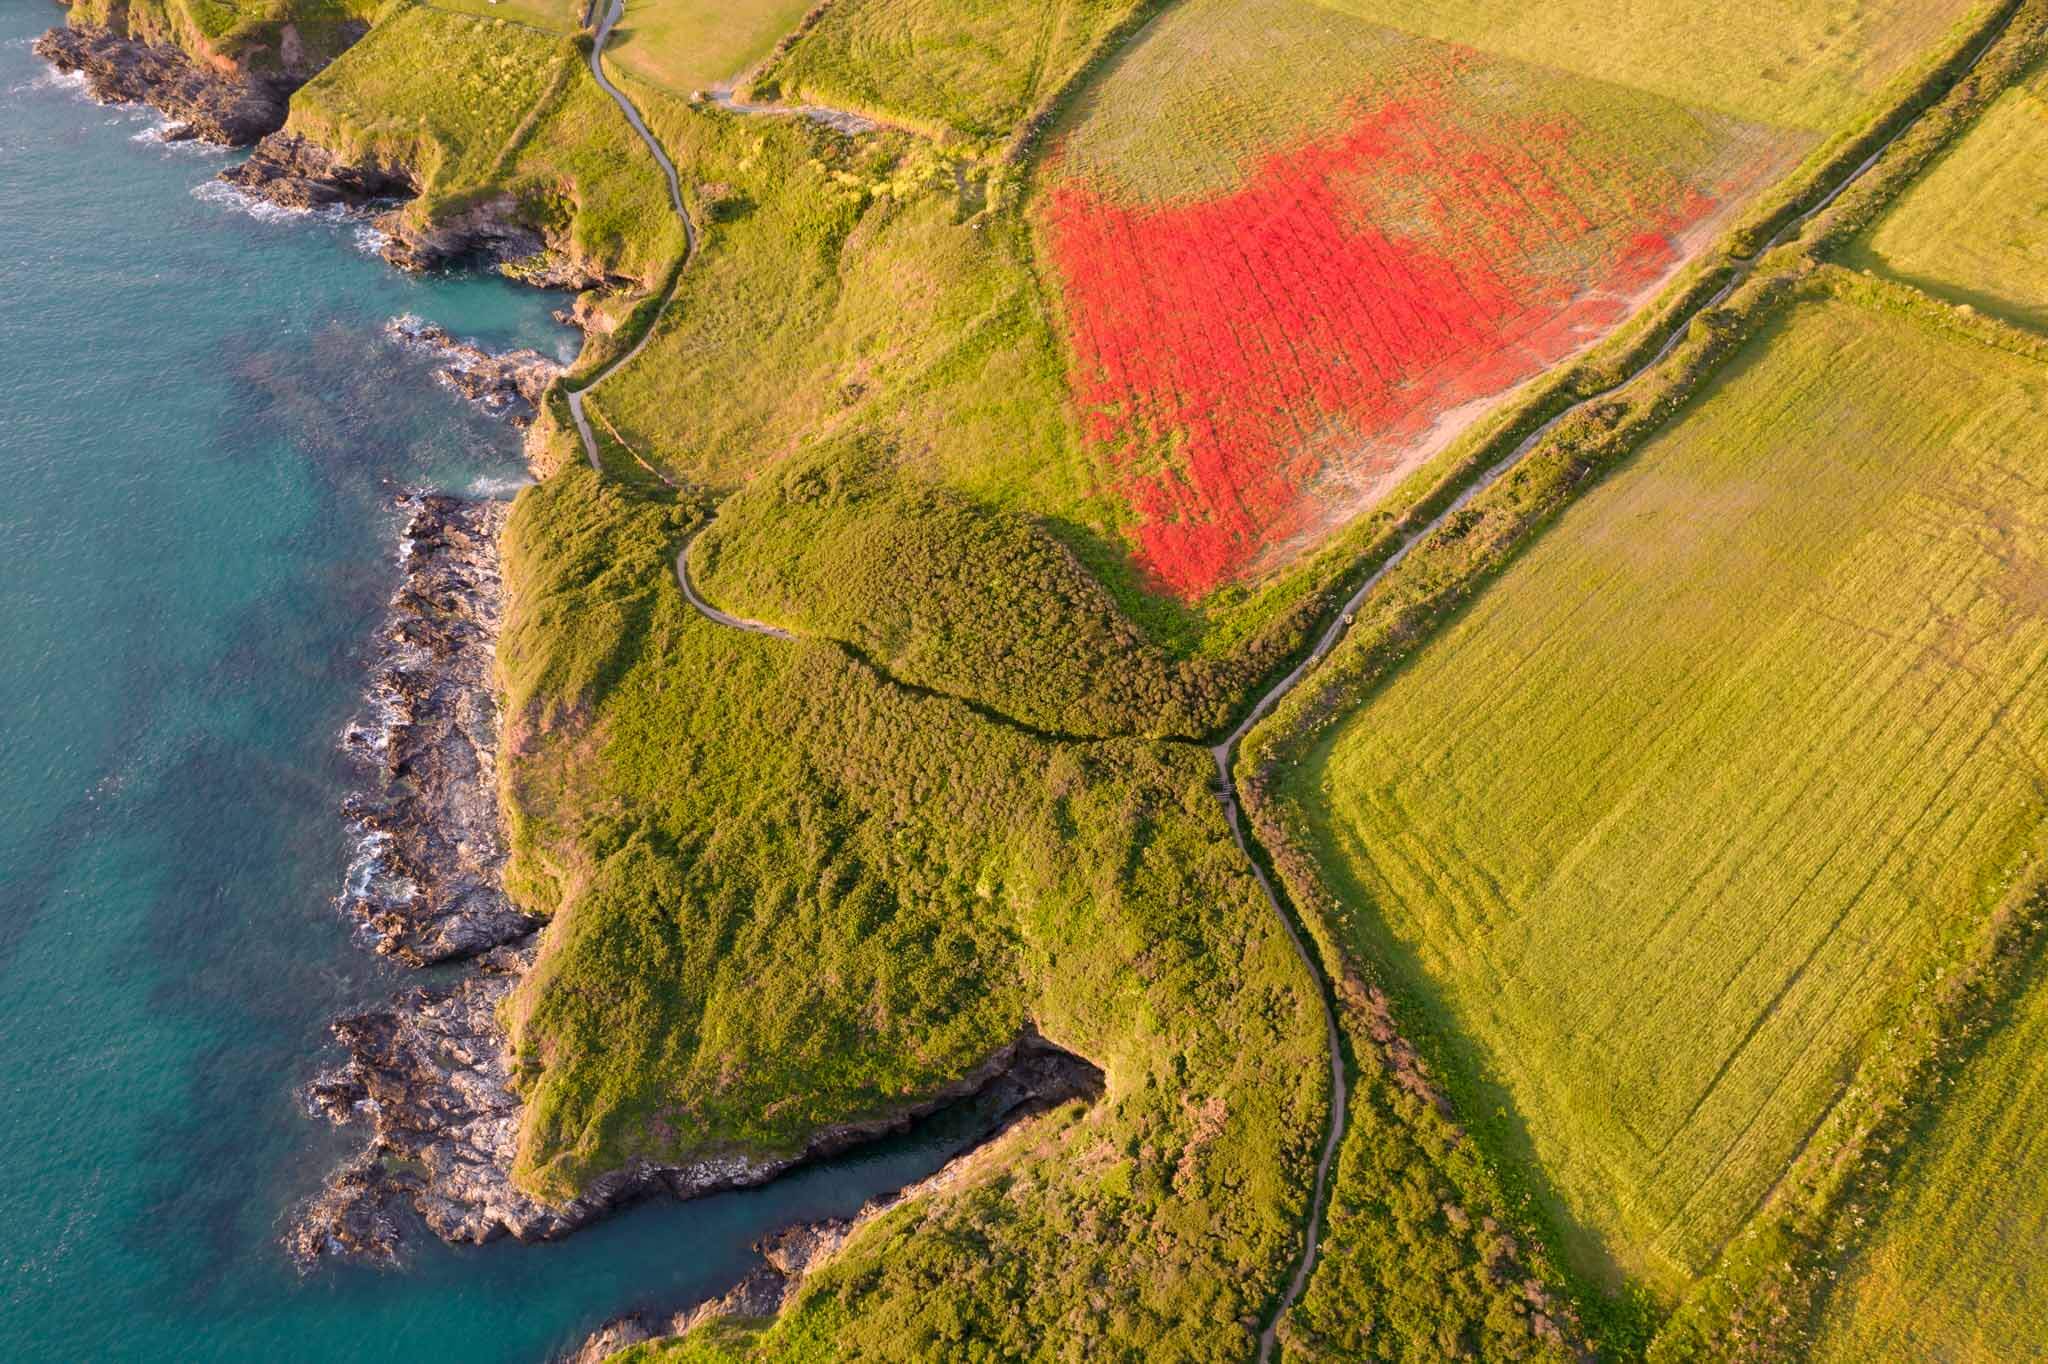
[1286,290,2048,1298]
[1811,951,2048,1362]
[601,0,815,93]
[1850,56,2048,331]
[65,0,376,69]
[761,0,1149,140]
[1314,0,1987,130]
[420,0,585,34]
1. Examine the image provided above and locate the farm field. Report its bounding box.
[601,0,816,93]
[1314,0,1987,130]
[760,0,1148,139]
[1850,55,2048,332]
[1284,290,2048,1297]
[1812,953,2048,1362]
[1035,0,1794,599]
[420,0,584,34]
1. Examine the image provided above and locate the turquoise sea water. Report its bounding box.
[0,13,962,1360]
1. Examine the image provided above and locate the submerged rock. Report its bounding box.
[33,23,354,146]
[385,316,564,427]
[339,493,538,965]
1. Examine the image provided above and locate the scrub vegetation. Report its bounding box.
[496,465,1331,1354]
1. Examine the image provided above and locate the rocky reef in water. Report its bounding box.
[33,20,358,146]
[338,492,537,965]
[385,316,564,427]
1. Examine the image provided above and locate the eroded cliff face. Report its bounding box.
[33,4,366,145]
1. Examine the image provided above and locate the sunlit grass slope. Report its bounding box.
[1314,0,1987,130]
[283,4,683,282]
[760,0,1150,139]
[1811,951,2048,1362]
[1850,55,2048,331]
[66,0,376,68]
[1288,291,2048,1298]
[494,467,1328,1355]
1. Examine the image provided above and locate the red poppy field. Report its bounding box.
[1038,40,1788,600]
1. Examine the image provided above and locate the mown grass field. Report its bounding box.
[1286,290,2048,1298]
[1811,949,2048,1362]
[601,0,815,93]
[1849,55,2048,331]
[1035,0,1791,599]
[759,0,1148,140]
[1315,0,1987,130]
[284,5,683,283]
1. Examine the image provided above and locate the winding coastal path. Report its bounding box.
[564,0,690,478]
[557,0,2021,1354]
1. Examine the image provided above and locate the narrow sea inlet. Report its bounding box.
[0,14,963,1360]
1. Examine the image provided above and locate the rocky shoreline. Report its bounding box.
[338,492,537,965]
[298,494,1105,1282]
[32,20,355,146]
[385,316,564,427]
[221,129,613,287]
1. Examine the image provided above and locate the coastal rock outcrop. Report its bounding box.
[385,316,564,426]
[221,141,611,288]
[339,493,539,965]
[33,20,359,145]
[218,129,414,209]
[289,970,1102,1270]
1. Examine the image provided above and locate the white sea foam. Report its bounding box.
[352,223,391,256]
[130,114,229,156]
[469,474,534,499]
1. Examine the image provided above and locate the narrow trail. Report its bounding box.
[565,0,691,477]
[554,1,2021,1356]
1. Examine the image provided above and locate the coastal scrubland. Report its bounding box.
[59,0,2048,1354]
[495,464,1333,1355]
[1848,54,2048,329]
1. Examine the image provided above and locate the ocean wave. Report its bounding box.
[190,178,361,226]
[353,222,392,257]
[130,114,229,155]
[468,474,535,499]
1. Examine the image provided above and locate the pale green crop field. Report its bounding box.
[1287,291,2048,1298]
[767,0,1147,139]
[1314,0,1986,130]
[421,0,585,35]
[1813,954,2048,1362]
[601,0,815,93]
[1851,57,2048,332]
